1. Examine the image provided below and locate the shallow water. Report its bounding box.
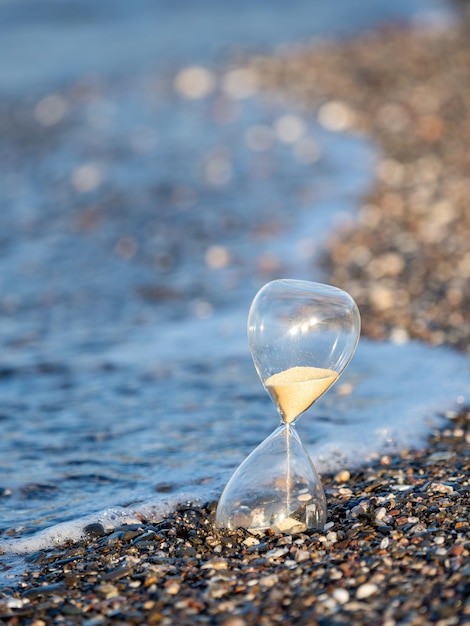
[0,0,466,580]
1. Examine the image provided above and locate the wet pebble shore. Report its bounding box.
[3,18,470,626]
[1,409,469,625]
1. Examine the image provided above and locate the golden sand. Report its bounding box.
[266,366,338,424]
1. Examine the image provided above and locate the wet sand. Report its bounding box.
[2,19,470,626]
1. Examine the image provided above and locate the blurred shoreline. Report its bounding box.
[0,0,453,96]
[252,18,470,354]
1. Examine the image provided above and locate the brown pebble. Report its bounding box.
[335,470,351,483]
[221,618,247,626]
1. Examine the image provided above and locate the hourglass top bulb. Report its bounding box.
[248,279,360,424]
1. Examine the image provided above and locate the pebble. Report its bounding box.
[259,574,279,587]
[242,536,259,547]
[98,582,119,599]
[200,558,228,570]
[3,404,469,626]
[333,588,350,605]
[274,517,307,533]
[165,581,180,595]
[84,523,107,538]
[3,596,28,609]
[221,618,246,626]
[350,501,369,517]
[295,549,310,563]
[265,547,289,560]
[335,470,351,482]
[375,507,387,520]
[356,583,379,599]
[431,482,454,494]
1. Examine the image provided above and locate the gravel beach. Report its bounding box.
[2,17,470,626]
[1,410,469,625]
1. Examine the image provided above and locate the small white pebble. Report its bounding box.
[6,596,28,609]
[100,583,119,599]
[242,537,259,547]
[201,558,228,570]
[375,507,387,521]
[323,521,335,531]
[380,537,390,550]
[409,523,427,534]
[329,568,343,581]
[278,535,293,546]
[295,549,310,563]
[332,588,350,605]
[431,482,454,494]
[326,531,338,543]
[259,574,279,588]
[428,451,454,462]
[356,583,378,599]
[434,536,445,545]
[320,596,337,611]
[275,517,307,533]
[265,547,289,560]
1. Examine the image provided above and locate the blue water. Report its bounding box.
[0,0,467,582]
[0,0,451,95]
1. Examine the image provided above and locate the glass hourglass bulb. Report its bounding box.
[216,279,360,534]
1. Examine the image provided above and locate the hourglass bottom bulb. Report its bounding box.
[215,424,326,534]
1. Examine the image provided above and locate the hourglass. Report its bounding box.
[216,279,360,534]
